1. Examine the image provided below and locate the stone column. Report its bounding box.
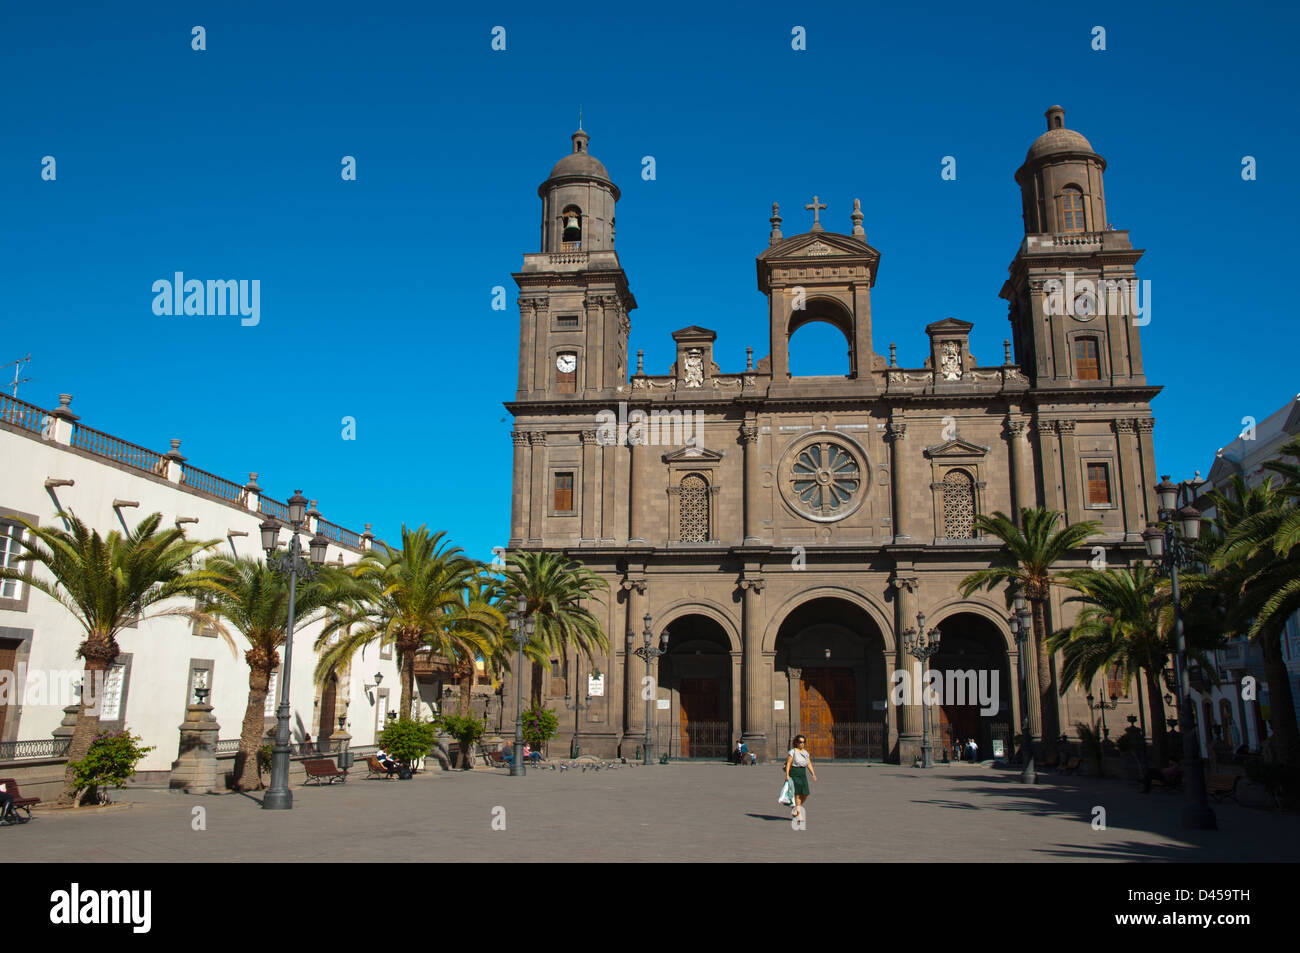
[739,575,768,760]
[1007,417,1032,515]
[741,422,760,544]
[170,700,222,794]
[892,575,921,763]
[787,666,802,741]
[887,417,908,541]
[517,299,536,394]
[510,431,529,546]
[620,577,647,755]
[580,430,598,541]
[1114,419,1142,540]
[1057,419,1082,525]
[527,431,547,545]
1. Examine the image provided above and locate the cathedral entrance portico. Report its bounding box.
[926,610,1015,763]
[658,614,734,759]
[774,597,888,760]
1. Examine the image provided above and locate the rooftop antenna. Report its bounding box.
[4,354,32,398]
[578,105,583,131]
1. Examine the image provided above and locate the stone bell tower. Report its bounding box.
[1001,106,1148,390]
[513,127,636,402]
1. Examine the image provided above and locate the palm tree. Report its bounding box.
[501,551,609,706]
[315,525,476,720]
[1210,446,1300,771]
[959,507,1100,754]
[0,512,221,805]
[1049,565,1183,767]
[444,571,508,716]
[185,556,359,790]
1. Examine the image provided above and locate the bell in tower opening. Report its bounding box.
[562,206,582,244]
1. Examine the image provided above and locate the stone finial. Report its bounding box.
[805,195,827,232]
[851,198,865,238]
[889,342,897,367]
[1003,339,1012,364]
[769,202,783,245]
[245,472,261,491]
[746,346,754,371]
[164,438,186,461]
[307,499,322,519]
[49,393,79,421]
[635,349,644,374]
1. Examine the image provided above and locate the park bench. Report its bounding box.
[1207,773,1239,802]
[0,777,41,822]
[301,759,347,785]
[1059,757,1081,775]
[365,755,398,780]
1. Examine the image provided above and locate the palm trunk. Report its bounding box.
[1144,668,1168,768]
[234,666,273,790]
[1032,599,1059,754]
[1260,626,1300,777]
[400,652,415,721]
[59,648,114,806]
[459,674,472,715]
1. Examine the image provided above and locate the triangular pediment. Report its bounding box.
[923,437,990,458]
[662,444,725,463]
[925,317,974,335]
[759,230,880,263]
[671,325,717,341]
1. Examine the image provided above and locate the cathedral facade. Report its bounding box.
[502,107,1160,763]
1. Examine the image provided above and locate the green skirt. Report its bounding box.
[789,765,810,796]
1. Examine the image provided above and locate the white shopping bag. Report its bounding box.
[778,779,794,806]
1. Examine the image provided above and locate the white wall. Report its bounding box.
[0,423,399,771]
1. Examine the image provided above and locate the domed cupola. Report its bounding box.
[538,128,620,252]
[1014,106,1109,236]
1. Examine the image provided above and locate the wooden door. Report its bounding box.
[0,640,16,740]
[679,678,724,757]
[800,668,856,759]
[318,674,337,752]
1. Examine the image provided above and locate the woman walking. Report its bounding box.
[784,735,818,818]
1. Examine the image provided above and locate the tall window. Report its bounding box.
[1086,463,1112,506]
[679,474,709,542]
[942,470,975,539]
[553,472,574,512]
[1074,336,1101,380]
[1106,663,1128,699]
[1059,186,1086,233]
[0,521,24,600]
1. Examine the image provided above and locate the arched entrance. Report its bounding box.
[660,614,733,759]
[775,598,888,760]
[929,612,1013,762]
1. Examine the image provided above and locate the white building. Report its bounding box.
[1196,394,1300,757]
[0,390,402,779]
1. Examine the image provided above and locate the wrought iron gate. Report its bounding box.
[774,722,886,761]
[654,721,731,760]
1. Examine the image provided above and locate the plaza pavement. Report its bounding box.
[5,760,1299,862]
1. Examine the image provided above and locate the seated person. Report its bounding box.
[0,781,13,825]
[376,747,400,772]
[1142,758,1182,792]
[501,741,514,765]
[523,743,541,764]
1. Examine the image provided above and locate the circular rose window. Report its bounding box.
[779,433,870,522]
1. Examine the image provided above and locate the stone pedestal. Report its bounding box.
[169,703,221,793]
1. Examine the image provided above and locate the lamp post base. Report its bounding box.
[919,742,934,769]
[1019,758,1038,784]
[1181,804,1217,830]
[262,788,293,810]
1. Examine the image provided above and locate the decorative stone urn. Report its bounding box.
[169,693,221,794]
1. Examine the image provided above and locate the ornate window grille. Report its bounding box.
[942,470,975,539]
[679,474,710,542]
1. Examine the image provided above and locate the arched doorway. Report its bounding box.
[929,612,1013,762]
[775,598,888,760]
[660,615,733,759]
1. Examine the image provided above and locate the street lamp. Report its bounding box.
[903,612,941,769]
[509,595,532,777]
[634,612,669,765]
[259,490,328,811]
[1087,688,1120,741]
[1143,474,1216,830]
[1010,606,1037,784]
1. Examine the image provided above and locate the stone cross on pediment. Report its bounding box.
[805,195,827,232]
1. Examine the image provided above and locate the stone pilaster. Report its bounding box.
[739,575,768,759]
[741,422,760,543]
[887,417,908,541]
[620,576,647,755]
[527,431,547,545]
[510,431,529,545]
[892,574,921,763]
[1057,419,1082,525]
[787,666,802,741]
[1115,418,1142,540]
[580,430,598,541]
[1037,420,1065,514]
[1007,417,1032,515]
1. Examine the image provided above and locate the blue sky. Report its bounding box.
[3,1,1296,562]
